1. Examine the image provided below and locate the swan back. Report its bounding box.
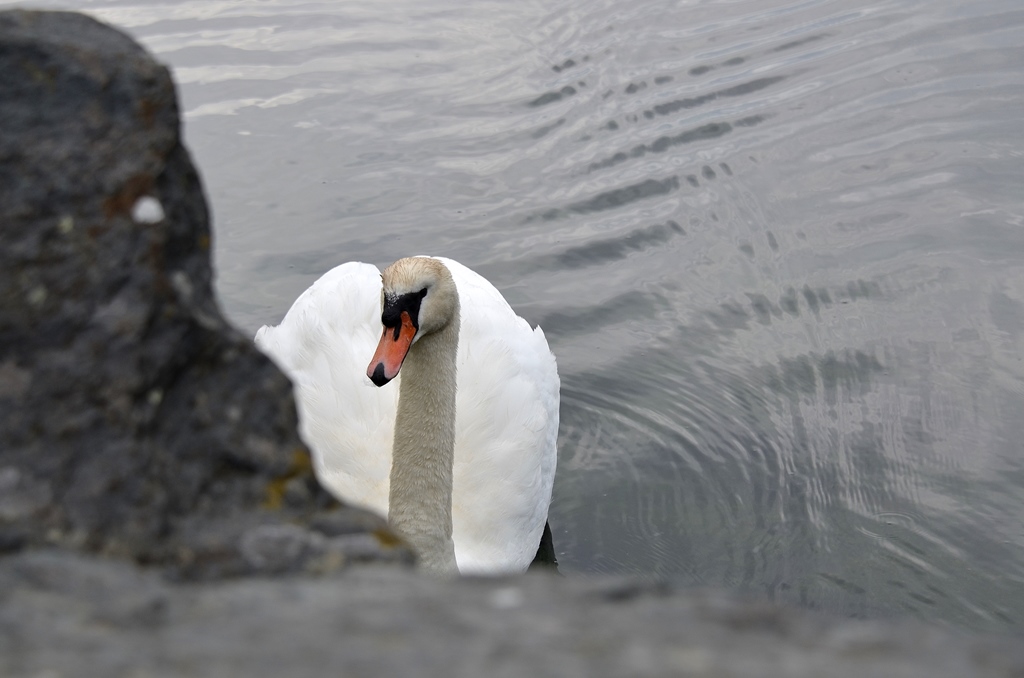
[441,258,559,573]
[256,262,397,514]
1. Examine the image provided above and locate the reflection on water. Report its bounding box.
[9,0,1024,633]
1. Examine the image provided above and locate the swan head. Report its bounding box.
[367,257,458,386]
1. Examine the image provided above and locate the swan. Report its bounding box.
[255,256,559,575]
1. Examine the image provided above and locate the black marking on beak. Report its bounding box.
[369,362,390,387]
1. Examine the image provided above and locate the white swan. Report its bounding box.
[255,256,559,575]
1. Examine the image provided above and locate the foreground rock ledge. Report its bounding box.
[2,549,1023,678]
[1,10,1022,678]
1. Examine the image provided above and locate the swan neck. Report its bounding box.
[388,304,460,575]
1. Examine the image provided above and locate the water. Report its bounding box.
[8,0,1024,634]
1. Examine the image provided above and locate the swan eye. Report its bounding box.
[381,290,426,333]
[381,293,400,327]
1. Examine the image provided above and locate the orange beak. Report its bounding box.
[367,310,416,386]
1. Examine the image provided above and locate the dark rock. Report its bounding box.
[2,549,1023,678]
[0,9,407,577]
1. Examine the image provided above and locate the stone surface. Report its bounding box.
[2,549,1023,678]
[0,9,407,577]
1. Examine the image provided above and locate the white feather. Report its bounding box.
[255,257,558,574]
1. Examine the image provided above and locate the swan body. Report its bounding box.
[255,256,558,574]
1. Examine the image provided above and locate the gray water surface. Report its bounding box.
[11,0,1024,633]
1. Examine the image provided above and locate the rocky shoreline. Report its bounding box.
[0,10,1021,676]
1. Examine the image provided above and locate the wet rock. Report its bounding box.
[0,9,407,577]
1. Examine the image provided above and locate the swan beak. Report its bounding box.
[367,310,416,386]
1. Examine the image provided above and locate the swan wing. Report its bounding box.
[255,262,397,518]
[439,258,560,574]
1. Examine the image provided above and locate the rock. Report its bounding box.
[2,549,1023,678]
[0,9,408,577]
